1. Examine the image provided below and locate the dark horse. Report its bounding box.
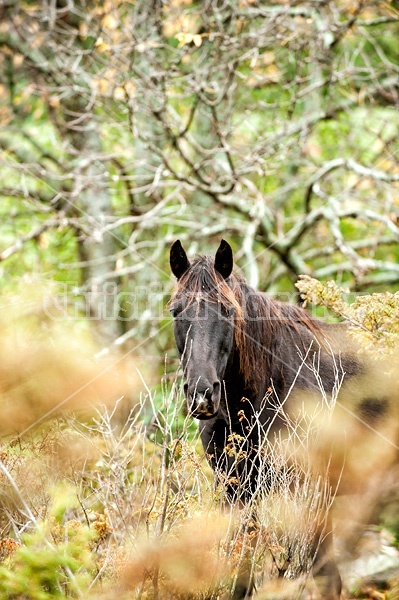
[169,239,395,599]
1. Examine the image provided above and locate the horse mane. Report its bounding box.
[233,281,327,392]
[172,255,326,392]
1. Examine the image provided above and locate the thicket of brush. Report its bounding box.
[0,284,398,599]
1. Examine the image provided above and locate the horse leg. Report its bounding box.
[311,527,342,600]
[199,420,258,598]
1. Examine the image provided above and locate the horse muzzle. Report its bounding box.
[185,381,220,420]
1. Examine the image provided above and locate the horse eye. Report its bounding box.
[169,305,181,318]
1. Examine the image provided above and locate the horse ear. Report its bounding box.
[214,239,233,279]
[170,240,190,279]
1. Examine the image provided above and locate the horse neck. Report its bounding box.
[233,289,319,396]
[222,341,250,399]
[221,323,265,410]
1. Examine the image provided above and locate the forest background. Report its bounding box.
[0,0,398,598]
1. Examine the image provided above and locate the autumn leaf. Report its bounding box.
[175,32,202,47]
[101,14,119,30]
[95,36,110,53]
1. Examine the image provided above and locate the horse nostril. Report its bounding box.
[186,380,220,406]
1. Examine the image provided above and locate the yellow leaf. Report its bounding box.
[124,81,136,97]
[267,64,279,74]
[113,86,125,100]
[79,21,88,39]
[261,51,275,65]
[175,32,194,47]
[91,76,111,96]
[12,53,24,67]
[101,14,119,30]
[49,95,60,108]
[39,234,48,249]
[0,105,12,126]
[95,37,110,52]
[98,43,110,53]
[171,0,193,6]
[372,138,384,153]
[164,14,197,37]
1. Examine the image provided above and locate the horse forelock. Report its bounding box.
[171,255,243,316]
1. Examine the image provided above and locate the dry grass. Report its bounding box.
[0,307,397,598]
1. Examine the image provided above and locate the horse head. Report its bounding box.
[169,240,236,419]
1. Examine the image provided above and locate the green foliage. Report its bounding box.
[0,516,94,599]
